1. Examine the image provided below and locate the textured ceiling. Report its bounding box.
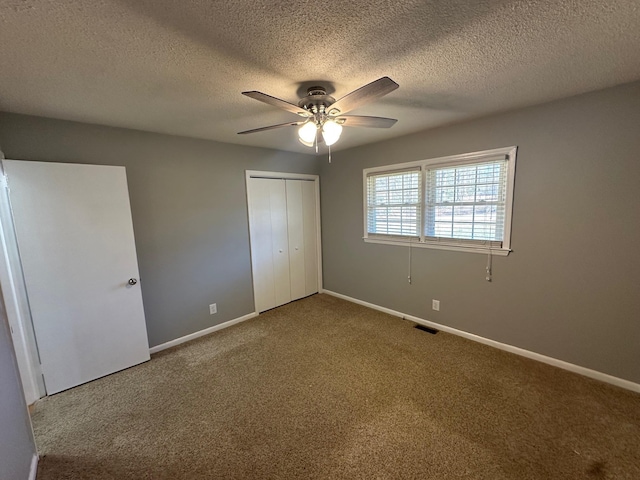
[1,1,639,154]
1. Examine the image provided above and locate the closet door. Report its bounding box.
[301,180,319,296]
[286,180,318,300]
[247,178,291,312]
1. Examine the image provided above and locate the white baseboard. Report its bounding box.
[29,454,38,480]
[149,312,258,354]
[322,290,640,393]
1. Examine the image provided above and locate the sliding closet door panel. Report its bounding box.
[248,178,276,312]
[286,180,306,301]
[269,180,291,308]
[302,180,319,296]
[248,178,291,312]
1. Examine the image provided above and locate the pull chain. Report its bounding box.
[407,239,413,285]
[328,144,331,163]
[408,239,413,284]
[486,247,492,282]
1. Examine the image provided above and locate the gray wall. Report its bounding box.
[0,292,36,480]
[320,81,640,384]
[0,113,319,347]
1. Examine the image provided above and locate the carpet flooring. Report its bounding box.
[32,294,640,479]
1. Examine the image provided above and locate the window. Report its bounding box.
[366,168,421,237]
[364,147,516,255]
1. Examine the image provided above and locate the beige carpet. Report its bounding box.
[32,294,640,479]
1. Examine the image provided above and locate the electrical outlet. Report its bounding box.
[432,299,440,311]
[209,303,217,315]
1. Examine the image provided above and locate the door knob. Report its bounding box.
[128,278,138,286]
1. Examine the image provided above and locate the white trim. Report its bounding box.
[244,170,323,312]
[362,171,368,240]
[149,312,258,354]
[501,147,517,250]
[313,175,323,294]
[0,163,46,403]
[363,146,515,175]
[0,216,43,402]
[364,237,511,256]
[245,170,318,181]
[322,290,640,394]
[29,454,38,480]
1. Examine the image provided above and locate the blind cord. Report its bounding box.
[486,246,492,282]
[408,239,413,284]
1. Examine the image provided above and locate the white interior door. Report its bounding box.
[4,160,150,394]
[286,180,306,301]
[286,179,318,300]
[247,177,291,312]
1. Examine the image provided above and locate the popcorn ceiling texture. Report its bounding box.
[1,0,639,153]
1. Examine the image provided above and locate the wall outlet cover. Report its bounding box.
[209,303,217,315]
[432,299,440,311]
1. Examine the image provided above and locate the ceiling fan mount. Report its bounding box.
[238,76,399,149]
[297,86,337,114]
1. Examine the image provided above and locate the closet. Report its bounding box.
[247,174,320,313]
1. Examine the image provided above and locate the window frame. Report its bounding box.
[365,167,422,239]
[363,146,517,256]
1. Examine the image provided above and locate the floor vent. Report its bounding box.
[414,324,439,334]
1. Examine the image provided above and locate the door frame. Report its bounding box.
[0,162,45,403]
[245,171,323,313]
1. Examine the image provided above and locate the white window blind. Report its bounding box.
[363,146,516,255]
[366,168,421,237]
[425,158,508,248]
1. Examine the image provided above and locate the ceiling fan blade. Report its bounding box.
[337,115,398,128]
[237,121,306,135]
[242,91,311,117]
[328,77,399,115]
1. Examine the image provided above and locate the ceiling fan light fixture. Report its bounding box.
[298,136,315,147]
[298,122,317,146]
[322,120,342,146]
[239,77,399,152]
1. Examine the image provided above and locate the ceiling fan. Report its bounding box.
[238,77,399,148]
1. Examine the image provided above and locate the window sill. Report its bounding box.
[363,237,511,256]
